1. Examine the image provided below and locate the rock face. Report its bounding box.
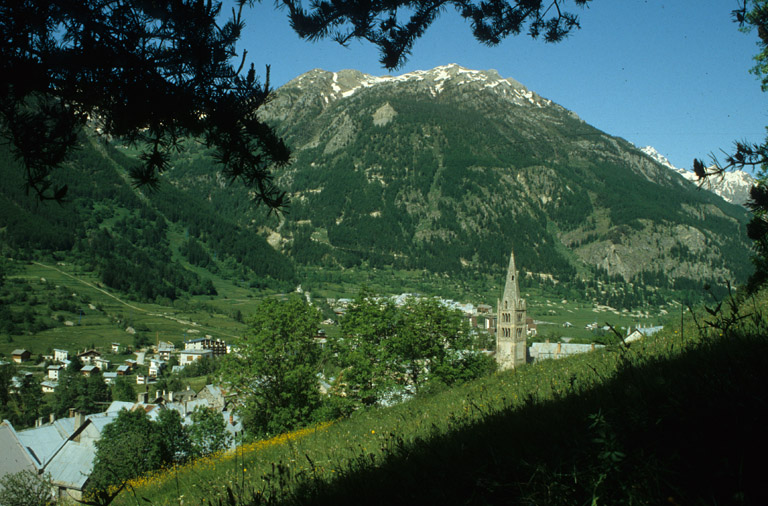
[253,64,753,286]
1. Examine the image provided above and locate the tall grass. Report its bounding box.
[112,295,768,505]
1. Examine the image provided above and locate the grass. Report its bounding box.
[109,291,768,505]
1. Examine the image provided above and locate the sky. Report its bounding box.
[238,1,768,172]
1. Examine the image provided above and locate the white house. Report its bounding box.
[148,359,166,378]
[179,349,213,367]
[47,365,62,381]
[53,349,68,363]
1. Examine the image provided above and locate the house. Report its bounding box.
[124,359,137,369]
[53,349,69,363]
[183,337,227,356]
[526,317,538,336]
[11,349,31,363]
[156,341,175,360]
[625,330,644,343]
[94,357,110,371]
[148,359,166,378]
[102,372,118,384]
[179,349,213,367]
[111,342,121,353]
[0,411,120,502]
[116,365,131,376]
[80,365,99,377]
[195,384,227,411]
[77,349,101,365]
[41,380,58,393]
[47,364,62,380]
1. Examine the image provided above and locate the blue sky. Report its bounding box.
[239,1,767,171]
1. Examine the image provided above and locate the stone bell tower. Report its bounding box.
[496,251,527,370]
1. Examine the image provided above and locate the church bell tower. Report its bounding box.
[496,251,527,370]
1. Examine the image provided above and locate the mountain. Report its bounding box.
[248,64,752,287]
[0,64,754,303]
[640,146,755,207]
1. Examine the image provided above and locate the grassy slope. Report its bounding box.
[112,296,768,506]
[0,260,249,359]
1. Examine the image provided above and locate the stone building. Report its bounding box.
[496,251,527,370]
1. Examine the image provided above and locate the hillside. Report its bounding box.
[111,296,768,505]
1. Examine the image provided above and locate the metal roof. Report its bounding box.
[45,439,95,490]
[0,421,38,476]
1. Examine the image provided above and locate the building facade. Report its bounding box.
[496,251,528,370]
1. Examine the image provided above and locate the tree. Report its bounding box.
[334,288,398,406]
[390,297,474,392]
[112,376,136,402]
[332,293,495,406]
[285,0,591,69]
[89,408,176,494]
[0,361,15,418]
[1,0,589,204]
[0,0,288,206]
[224,296,322,437]
[188,406,232,457]
[0,470,53,506]
[155,408,191,464]
[694,1,768,291]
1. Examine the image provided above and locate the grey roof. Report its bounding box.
[637,325,664,336]
[85,412,118,434]
[11,349,29,355]
[105,401,136,414]
[41,380,58,389]
[15,420,74,466]
[529,342,605,361]
[0,421,38,476]
[45,439,94,490]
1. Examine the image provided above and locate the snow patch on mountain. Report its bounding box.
[287,63,550,107]
[641,146,754,207]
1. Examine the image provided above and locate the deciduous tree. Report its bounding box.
[334,288,398,405]
[188,405,232,457]
[224,296,322,436]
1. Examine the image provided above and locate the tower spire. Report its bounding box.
[496,250,527,370]
[502,251,520,306]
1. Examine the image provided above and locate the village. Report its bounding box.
[0,253,666,501]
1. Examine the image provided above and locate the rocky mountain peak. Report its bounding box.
[280,64,548,106]
[641,146,755,207]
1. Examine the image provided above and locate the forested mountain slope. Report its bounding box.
[253,64,752,287]
[0,137,296,302]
